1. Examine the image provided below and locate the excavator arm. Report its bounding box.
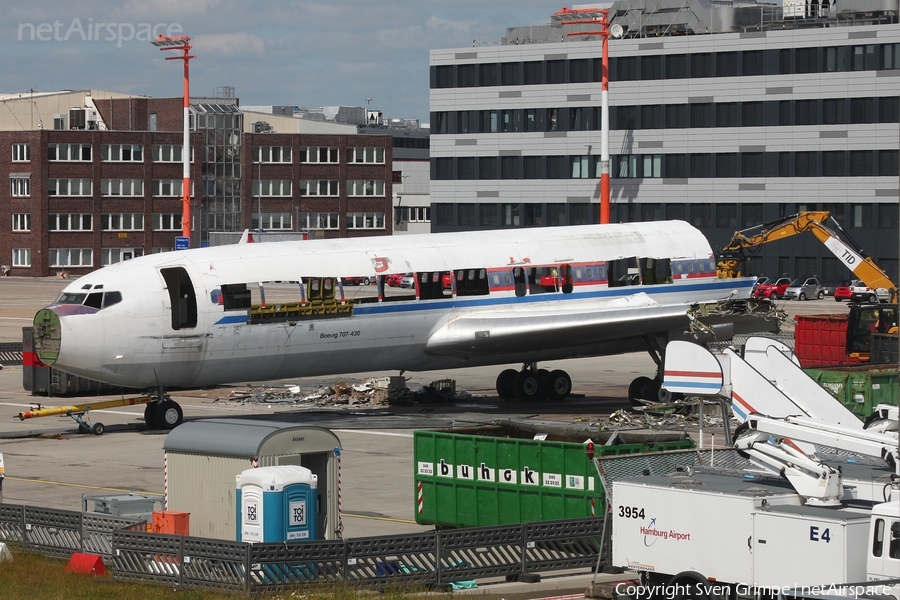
[717,211,897,303]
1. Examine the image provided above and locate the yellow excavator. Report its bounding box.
[717,210,898,363]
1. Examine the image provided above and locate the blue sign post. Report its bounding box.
[175,236,190,251]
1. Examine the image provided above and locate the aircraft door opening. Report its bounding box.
[161,267,198,330]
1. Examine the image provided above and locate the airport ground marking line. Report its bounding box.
[3,476,417,523]
[333,429,414,438]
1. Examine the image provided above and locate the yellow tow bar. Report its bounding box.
[17,396,155,435]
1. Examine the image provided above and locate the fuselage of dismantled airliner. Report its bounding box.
[32,221,755,391]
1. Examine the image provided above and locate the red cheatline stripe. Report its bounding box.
[664,370,720,378]
[732,391,756,414]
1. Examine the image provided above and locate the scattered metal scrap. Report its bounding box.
[607,397,730,430]
[215,377,466,407]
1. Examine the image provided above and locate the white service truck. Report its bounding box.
[608,339,900,599]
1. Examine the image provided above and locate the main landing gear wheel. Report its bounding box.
[155,400,184,429]
[628,376,656,408]
[497,366,573,401]
[496,369,517,401]
[513,370,542,402]
[545,370,572,401]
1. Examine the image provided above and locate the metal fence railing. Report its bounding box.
[0,502,603,592]
[0,504,145,560]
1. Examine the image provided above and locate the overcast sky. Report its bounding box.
[2,1,561,124]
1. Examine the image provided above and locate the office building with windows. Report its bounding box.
[429,0,900,285]
[1,91,394,277]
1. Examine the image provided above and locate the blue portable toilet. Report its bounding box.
[236,465,318,543]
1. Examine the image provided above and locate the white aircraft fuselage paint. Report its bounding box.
[33,222,754,389]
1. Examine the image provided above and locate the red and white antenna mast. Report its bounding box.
[555,7,619,225]
[153,35,196,245]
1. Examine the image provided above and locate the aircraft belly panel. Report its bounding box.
[192,311,437,385]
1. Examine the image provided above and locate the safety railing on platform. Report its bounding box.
[0,502,603,592]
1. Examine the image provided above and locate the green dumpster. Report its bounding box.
[804,364,899,420]
[413,431,693,528]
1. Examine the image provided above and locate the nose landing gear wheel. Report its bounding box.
[155,400,183,429]
[144,402,158,429]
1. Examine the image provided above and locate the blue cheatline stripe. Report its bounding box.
[215,314,249,325]
[209,277,752,323]
[731,403,748,420]
[663,380,722,390]
[353,279,748,315]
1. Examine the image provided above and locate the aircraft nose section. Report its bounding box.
[33,308,62,365]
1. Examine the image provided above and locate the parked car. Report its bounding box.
[340,276,372,286]
[782,276,824,300]
[399,273,415,289]
[850,281,891,303]
[833,279,855,302]
[386,273,406,287]
[752,277,791,299]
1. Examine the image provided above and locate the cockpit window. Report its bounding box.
[54,290,122,309]
[102,292,122,308]
[56,293,87,305]
[84,292,103,309]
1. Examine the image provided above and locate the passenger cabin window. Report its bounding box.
[455,268,489,296]
[608,257,640,287]
[513,267,527,297]
[560,264,573,294]
[417,272,449,300]
[221,284,252,310]
[640,258,673,285]
[160,267,197,330]
[528,267,555,294]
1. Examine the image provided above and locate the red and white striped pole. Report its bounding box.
[417,481,424,515]
[558,7,613,224]
[163,451,168,510]
[153,35,196,244]
[599,8,611,225]
[335,447,344,537]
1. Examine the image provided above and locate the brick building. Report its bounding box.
[1,91,393,277]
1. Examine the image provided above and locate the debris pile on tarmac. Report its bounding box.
[215,377,467,407]
[605,398,728,430]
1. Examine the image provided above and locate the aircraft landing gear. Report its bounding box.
[143,390,184,430]
[628,376,684,407]
[628,336,685,408]
[496,364,572,402]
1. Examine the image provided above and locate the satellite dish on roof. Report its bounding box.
[610,23,624,39]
